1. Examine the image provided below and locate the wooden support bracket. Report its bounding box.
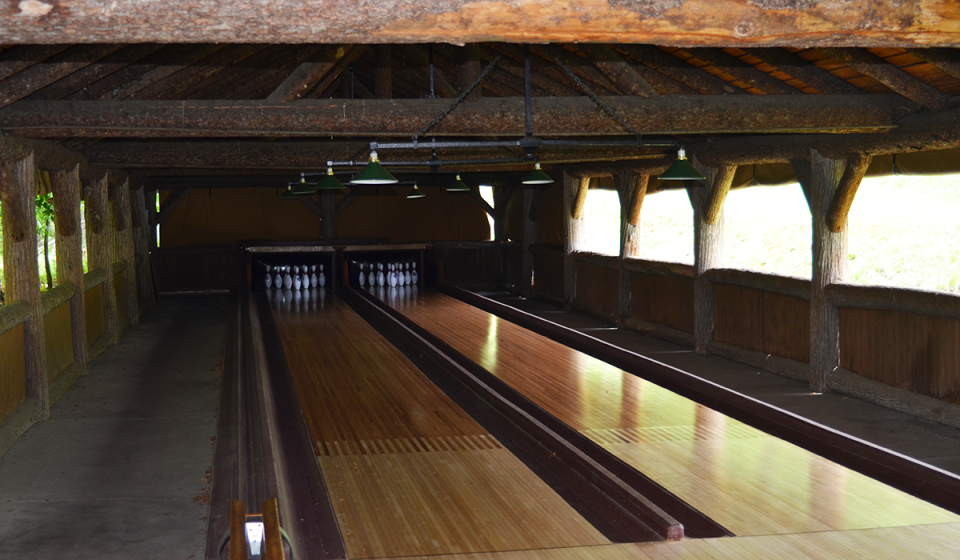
[826,154,872,232]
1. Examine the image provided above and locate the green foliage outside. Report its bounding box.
[582,174,960,294]
[36,192,57,291]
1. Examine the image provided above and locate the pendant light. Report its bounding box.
[279,185,298,199]
[447,174,470,192]
[317,162,346,190]
[407,183,426,199]
[522,161,554,186]
[351,150,398,184]
[292,174,316,195]
[659,148,705,181]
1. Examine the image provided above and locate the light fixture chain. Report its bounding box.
[548,53,643,146]
[413,54,504,145]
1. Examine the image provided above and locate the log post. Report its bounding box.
[617,173,648,325]
[51,164,88,374]
[564,174,589,308]
[794,150,848,393]
[110,176,138,325]
[1,152,49,419]
[130,183,155,311]
[492,185,516,287]
[320,193,337,239]
[85,173,119,346]
[687,160,736,354]
[521,187,541,297]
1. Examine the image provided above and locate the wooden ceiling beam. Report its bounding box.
[396,45,457,98]
[818,48,953,110]
[740,48,861,95]
[578,44,659,98]
[0,94,918,138]
[481,45,580,97]
[180,44,308,100]
[374,45,392,99]
[905,48,960,82]
[0,44,126,110]
[133,44,266,100]
[5,1,960,47]
[617,45,741,95]
[607,47,698,95]
[532,45,620,97]
[25,44,164,101]
[691,104,960,165]
[681,48,802,95]
[457,45,482,103]
[303,45,368,99]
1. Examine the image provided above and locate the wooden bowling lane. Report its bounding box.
[380,289,960,537]
[267,291,609,558]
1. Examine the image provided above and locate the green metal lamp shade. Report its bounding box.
[317,166,346,190]
[522,162,554,186]
[280,186,298,199]
[292,176,316,195]
[350,151,398,185]
[407,184,426,199]
[447,174,470,192]
[659,148,705,181]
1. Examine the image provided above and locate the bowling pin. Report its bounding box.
[388,264,397,287]
[358,263,366,286]
[294,271,302,290]
[404,263,411,285]
[265,266,273,288]
[311,265,318,287]
[283,267,293,290]
[319,264,327,287]
[301,269,310,290]
[368,264,377,287]
[377,264,385,287]
[274,267,282,289]
[411,262,418,285]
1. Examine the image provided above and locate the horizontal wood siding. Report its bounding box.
[574,258,619,323]
[532,249,564,301]
[435,244,496,288]
[631,273,694,334]
[43,301,74,382]
[714,284,810,362]
[154,246,237,293]
[0,324,27,424]
[840,308,960,404]
[85,283,105,347]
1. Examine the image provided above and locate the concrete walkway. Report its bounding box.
[0,295,227,560]
[480,291,960,477]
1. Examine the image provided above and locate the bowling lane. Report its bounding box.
[381,288,960,537]
[266,290,609,558]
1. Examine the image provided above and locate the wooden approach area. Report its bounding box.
[265,286,960,558]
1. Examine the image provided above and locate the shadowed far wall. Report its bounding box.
[159,186,490,248]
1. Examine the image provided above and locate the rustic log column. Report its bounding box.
[492,185,515,287]
[85,173,119,346]
[110,177,138,325]
[146,189,158,250]
[130,184,155,310]
[521,187,541,297]
[687,160,736,354]
[617,173,648,325]
[0,152,49,419]
[563,174,590,307]
[793,150,848,392]
[51,164,88,374]
[320,193,337,239]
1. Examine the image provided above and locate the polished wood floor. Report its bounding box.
[378,288,960,538]
[266,289,609,559]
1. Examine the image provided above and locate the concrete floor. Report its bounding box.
[0,295,227,560]
[480,290,960,477]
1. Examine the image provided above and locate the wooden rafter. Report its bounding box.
[135,44,266,100]
[579,44,659,98]
[906,48,960,82]
[267,45,357,103]
[681,48,801,95]
[88,44,227,100]
[395,45,458,98]
[818,48,953,110]
[0,45,70,82]
[0,44,125,110]
[617,45,741,95]
[25,44,164,101]
[374,45,392,99]
[739,48,861,95]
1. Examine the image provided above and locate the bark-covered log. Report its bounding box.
[826,154,872,232]
[0,152,49,419]
[0,95,919,138]
[521,188,540,297]
[563,174,589,306]
[687,158,726,355]
[2,0,960,46]
[84,173,119,345]
[110,177,139,325]
[51,164,89,372]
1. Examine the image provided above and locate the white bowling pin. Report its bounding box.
[388,264,397,287]
[377,265,385,287]
[411,262,418,285]
[310,265,318,287]
[265,266,273,288]
[319,264,326,287]
[274,268,282,288]
[368,265,377,287]
[293,272,302,290]
[358,263,366,286]
[283,267,293,290]
[301,270,310,290]
[404,263,411,285]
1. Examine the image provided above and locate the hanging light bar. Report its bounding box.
[659,147,705,181]
[351,150,399,184]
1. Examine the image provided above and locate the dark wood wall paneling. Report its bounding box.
[501,244,523,290]
[84,284,105,352]
[840,308,960,404]
[713,284,810,363]
[0,324,27,425]
[531,247,564,301]
[43,301,74,384]
[153,247,239,293]
[434,244,497,288]
[574,257,619,323]
[630,273,695,334]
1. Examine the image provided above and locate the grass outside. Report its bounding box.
[581,174,960,294]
